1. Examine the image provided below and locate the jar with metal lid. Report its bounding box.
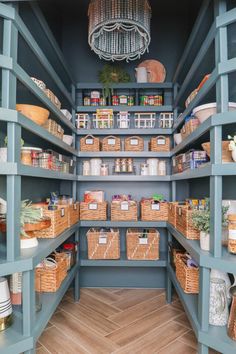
[100,163,109,176]
[62,243,77,270]
[21,148,32,166]
[228,214,236,254]
[83,96,90,106]
[99,96,106,106]
[115,159,121,173]
[121,159,127,172]
[127,158,133,173]
[83,161,90,176]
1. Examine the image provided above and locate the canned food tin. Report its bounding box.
[119,95,128,105]
[127,96,134,106]
[148,95,155,105]
[154,95,163,106]
[140,95,149,106]
[83,96,90,106]
[112,95,119,106]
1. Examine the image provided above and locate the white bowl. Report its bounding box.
[192,102,236,123]
[63,135,74,146]
[174,133,182,145]
[61,109,72,121]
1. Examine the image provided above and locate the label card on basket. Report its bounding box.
[86,138,93,145]
[130,139,138,146]
[152,203,160,210]
[61,208,65,217]
[108,138,116,145]
[89,203,98,210]
[121,201,129,211]
[157,138,165,145]
[99,236,107,244]
[139,237,148,245]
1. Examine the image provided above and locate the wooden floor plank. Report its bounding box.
[112,289,163,310]
[173,312,192,329]
[79,292,121,317]
[106,305,182,346]
[50,310,119,354]
[109,293,167,326]
[60,299,121,335]
[157,339,197,354]
[81,288,121,304]
[112,321,188,354]
[39,326,89,354]
[178,330,198,349]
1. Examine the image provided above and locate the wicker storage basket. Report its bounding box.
[111,200,138,221]
[201,141,233,163]
[176,254,199,294]
[102,135,121,151]
[168,242,185,271]
[141,200,168,221]
[80,201,107,220]
[43,119,64,140]
[44,89,61,109]
[80,134,100,152]
[149,136,170,152]
[181,118,199,140]
[67,202,80,227]
[87,228,120,259]
[126,229,160,260]
[176,206,200,240]
[34,205,69,239]
[168,202,187,228]
[35,253,68,293]
[124,136,144,152]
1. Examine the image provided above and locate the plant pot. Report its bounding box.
[232,149,236,162]
[0,148,7,162]
[174,133,182,145]
[200,231,210,251]
[20,236,38,249]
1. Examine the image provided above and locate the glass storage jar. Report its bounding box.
[21,148,32,166]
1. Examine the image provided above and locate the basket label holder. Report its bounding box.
[89,203,98,210]
[121,201,129,211]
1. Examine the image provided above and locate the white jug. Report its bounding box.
[135,67,148,83]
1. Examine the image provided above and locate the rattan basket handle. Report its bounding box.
[43,257,58,269]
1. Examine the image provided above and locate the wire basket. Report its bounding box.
[134,113,156,129]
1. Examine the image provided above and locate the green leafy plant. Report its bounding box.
[192,198,228,233]
[98,64,130,100]
[20,200,42,238]
[4,136,24,147]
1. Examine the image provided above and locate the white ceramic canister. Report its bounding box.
[158,160,167,176]
[83,161,91,176]
[90,158,102,176]
[135,67,148,83]
[147,158,159,175]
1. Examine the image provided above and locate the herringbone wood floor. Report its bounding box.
[37,288,219,354]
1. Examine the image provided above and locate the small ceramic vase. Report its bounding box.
[200,231,210,251]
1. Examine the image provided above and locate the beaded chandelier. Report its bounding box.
[88,0,151,62]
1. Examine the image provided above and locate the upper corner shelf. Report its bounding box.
[76,82,173,90]
[76,105,173,113]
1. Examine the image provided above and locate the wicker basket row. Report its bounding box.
[33,203,80,239]
[43,119,64,140]
[79,200,169,221]
[87,228,160,260]
[80,135,170,152]
[168,203,200,240]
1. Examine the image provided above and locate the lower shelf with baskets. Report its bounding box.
[80,251,167,267]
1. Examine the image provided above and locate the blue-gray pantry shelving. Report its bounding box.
[0,0,236,353]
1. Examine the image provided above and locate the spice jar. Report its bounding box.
[21,148,32,166]
[62,243,77,270]
[228,214,236,254]
[83,161,90,176]
[100,163,109,176]
[115,159,121,173]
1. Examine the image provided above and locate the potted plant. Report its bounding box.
[228,134,236,162]
[0,137,24,162]
[98,64,130,101]
[192,198,228,251]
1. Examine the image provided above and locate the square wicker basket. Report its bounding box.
[86,228,120,259]
[80,201,107,220]
[141,200,168,221]
[168,202,187,228]
[175,254,199,294]
[102,135,121,151]
[35,253,68,293]
[176,206,200,240]
[149,136,170,152]
[124,136,144,152]
[80,134,100,152]
[126,229,160,260]
[67,202,80,227]
[111,200,138,221]
[34,205,69,239]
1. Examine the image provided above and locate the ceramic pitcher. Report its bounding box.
[227,286,236,341]
[135,67,148,83]
[209,278,228,326]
